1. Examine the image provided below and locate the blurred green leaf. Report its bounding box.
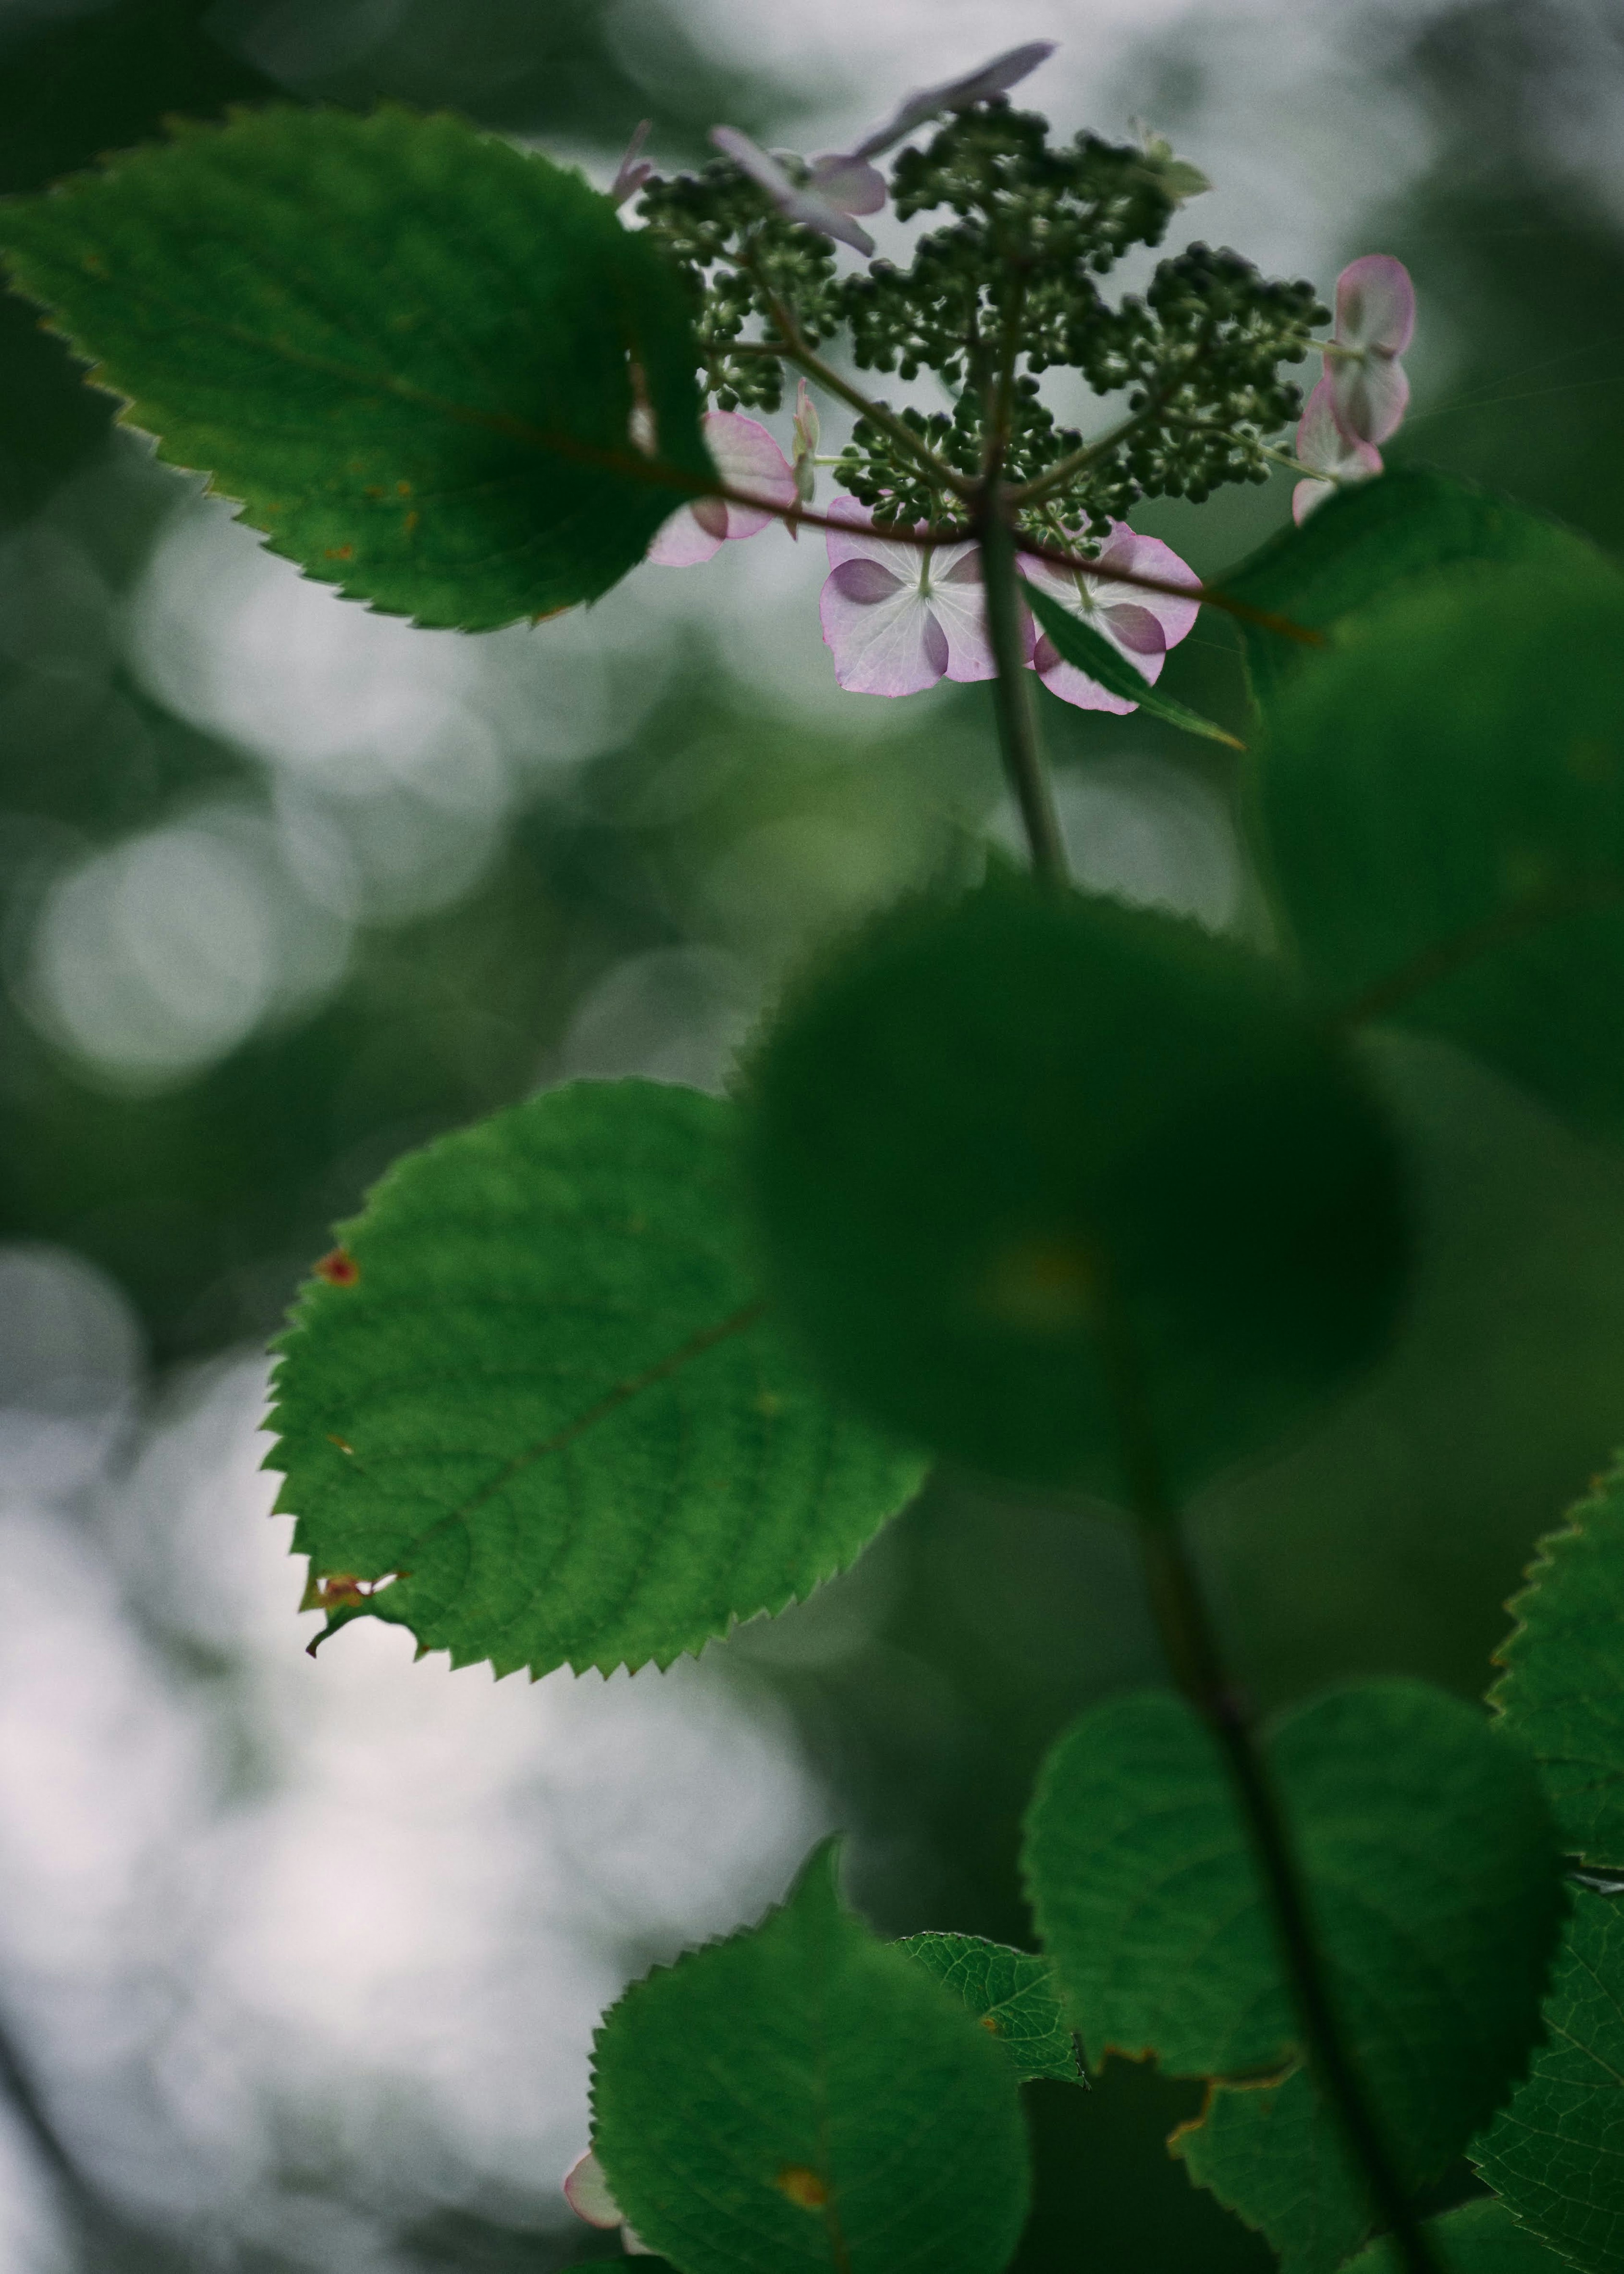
[1254,560,1624,1145]
[0,105,710,625]
[743,878,1411,1500]
[1020,577,1244,748]
[1346,2196,1569,2272]
[1222,469,1598,709]
[1474,1892,1624,2274]
[1494,1460,1624,1868]
[591,1840,1030,2274]
[894,1934,1080,2085]
[1174,2068,1367,2274]
[269,1080,925,1680]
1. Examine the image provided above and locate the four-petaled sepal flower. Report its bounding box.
[646,411,798,566]
[564,2149,657,2257]
[1292,374,1383,524]
[1326,254,1415,446]
[819,499,994,695]
[1021,525,1200,711]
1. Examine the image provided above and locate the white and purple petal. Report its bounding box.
[848,41,1057,161]
[1292,374,1383,523]
[1328,255,1415,445]
[646,411,796,565]
[708,128,877,255]
[1020,523,1198,712]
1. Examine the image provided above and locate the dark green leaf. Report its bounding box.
[1175,2068,1367,2274]
[267,1081,925,1680]
[1026,1684,1565,2260]
[1221,468,1599,710]
[1346,2197,1571,2273]
[1493,1461,1624,1868]
[591,1841,1030,2274]
[1020,577,1244,749]
[743,877,1411,1500]
[1474,1892,1624,2274]
[0,105,711,626]
[894,1934,1080,2084]
[1254,559,1624,1145]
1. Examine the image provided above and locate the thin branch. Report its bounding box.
[1004,404,1153,507]
[975,484,1069,886]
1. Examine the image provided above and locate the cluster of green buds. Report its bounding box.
[634,46,1328,547]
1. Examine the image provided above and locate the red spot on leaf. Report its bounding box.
[315,1247,359,1287]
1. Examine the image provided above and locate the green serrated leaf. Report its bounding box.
[1253,558,1624,1146]
[591,1840,1030,2274]
[743,877,1411,1501]
[1025,1683,1564,2241]
[894,1934,1081,2085]
[266,1080,925,1680]
[1347,2197,1571,2273]
[1221,468,1600,710]
[1019,576,1245,749]
[1474,1892,1624,2274]
[0,106,711,626]
[1494,1461,1624,1868]
[1175,2068,1368,2274]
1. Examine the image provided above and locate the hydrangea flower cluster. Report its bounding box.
[629,46,1415,709]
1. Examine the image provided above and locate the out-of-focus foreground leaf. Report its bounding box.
[744,877,1412,1500]
[591,1841,1030,2274]
[0,104,711,623]
[1253,560,1624,1146]
[268,1081,925,1679]
[1347,2196,1569,2272]
[1222,469,1599,708]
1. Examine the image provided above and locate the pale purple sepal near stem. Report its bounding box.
[1328,253,1415,446]
[708,126,877,255]
[610,119,653,207]
[646,410,797,566]
[844,41,1057,162]
[1292,374,1383,524]
[819,497,993,695]
[1020,524,1200,712]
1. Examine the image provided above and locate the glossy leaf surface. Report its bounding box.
[1475,1892,1624,2274]
[1222,468,1597,709]
[269,1081,925,1679]
[895,1934,1080,2084]
[0,106,711,625]
[744,879,1411,1499]
[1494,1461,1624,1867]
[1255,560,1624,1145]
[1026,1683,1564,2262]
[592,1843,1030,2274]
[1020,576,1243,747]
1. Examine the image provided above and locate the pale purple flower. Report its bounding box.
[646,410,797,566]
[610,119,653,208]
[1020,524,1200,713]
[707,127,876,256]
[564,2150,656,2257]
[1326,255,1415,446]
[839,42,1057,164]
[819,498,994,696]
[1292,374,1383,525]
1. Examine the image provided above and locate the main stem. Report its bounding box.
[975,626,1440,2269]
[974,482,1070,887]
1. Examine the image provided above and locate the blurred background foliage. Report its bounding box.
[2,0,1623,2268]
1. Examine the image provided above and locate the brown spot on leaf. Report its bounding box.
[324,544,354,561]
[979,2013,1002,2034]
[315,1247,359,1287]
[773,2165,828,2211]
